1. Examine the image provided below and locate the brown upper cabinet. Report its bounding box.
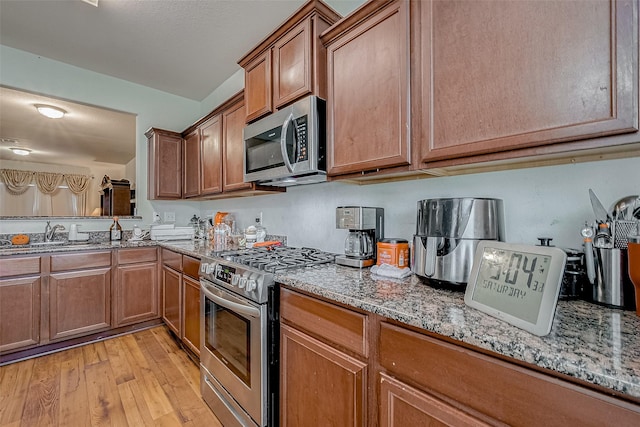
[200,115,223,195]
[183,114,223,198]
[322,0,410,177]
[146,128,183,199]
[223,97,252,192]
[238,0,341,123]
[182,128,202,198]
[417,0,639,165]
[322,0,639,179]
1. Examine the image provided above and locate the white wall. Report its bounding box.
[200,157,640,253]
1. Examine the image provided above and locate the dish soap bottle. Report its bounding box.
[110,216,122,241]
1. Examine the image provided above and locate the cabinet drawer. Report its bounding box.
[0,256,40,277]
[118,247,158,265]
[161,248,182,270]
[280,287,368,357]
[50,251,111,272]
[379,322,640,426]
[183,256,200,280]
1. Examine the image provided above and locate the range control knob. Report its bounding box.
[239,277,248,289]
[246,279,257,292]
[205,263,215,274]
[231,274,240,286]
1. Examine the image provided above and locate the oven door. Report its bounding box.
[200,279,267,426]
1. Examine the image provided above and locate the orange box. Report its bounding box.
[376,238,409,268]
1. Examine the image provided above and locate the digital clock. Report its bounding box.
[464,241,567,336]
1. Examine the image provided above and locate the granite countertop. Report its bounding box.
[3,240,639,400]
[275,263,640,400]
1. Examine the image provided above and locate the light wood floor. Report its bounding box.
[0,326,223,427]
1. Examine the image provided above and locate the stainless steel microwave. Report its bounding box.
[243,96,326,187]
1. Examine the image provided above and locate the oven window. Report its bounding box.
[204,298,251,386]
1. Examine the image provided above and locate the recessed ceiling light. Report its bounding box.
[35,104,66,119]
[9,147,31,156]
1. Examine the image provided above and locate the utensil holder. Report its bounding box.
[590,247,635,310]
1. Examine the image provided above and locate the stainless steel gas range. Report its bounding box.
[199,247,335,427]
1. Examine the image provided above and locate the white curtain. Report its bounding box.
[0,169,90,216]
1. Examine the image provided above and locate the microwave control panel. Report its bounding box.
[294,115,308,162]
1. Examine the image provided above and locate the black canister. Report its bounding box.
[537,238,586,300]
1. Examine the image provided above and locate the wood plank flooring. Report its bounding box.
[0,326,223,427]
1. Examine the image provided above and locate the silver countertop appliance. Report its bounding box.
[412,198,504,286]
[335,206,384,268]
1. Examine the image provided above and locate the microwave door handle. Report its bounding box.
[200,281,261,319]
[280,113,296,172]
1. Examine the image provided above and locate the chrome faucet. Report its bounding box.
[44,221,65,242]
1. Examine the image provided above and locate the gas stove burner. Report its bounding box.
[221,246,336,272]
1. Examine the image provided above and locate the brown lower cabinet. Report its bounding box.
[160,248,201,357]
[0,248,160,359]
[49,251,112,342]
[114,247,160,327]
[0,256,41,353]
[280,286,640,426]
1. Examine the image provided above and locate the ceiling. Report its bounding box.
[0,86,136,166]
[0,0,361,169]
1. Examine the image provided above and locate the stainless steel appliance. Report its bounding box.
[243,95,326,187]
[335,206,384,268]
[199,246,335,427]
[412,198,504,286]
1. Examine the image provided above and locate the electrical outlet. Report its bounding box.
[164,212,176,222]
[255,212,263,225]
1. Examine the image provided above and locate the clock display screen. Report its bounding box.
[472,248,552,323]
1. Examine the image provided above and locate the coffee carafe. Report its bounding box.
[336,206,384,268]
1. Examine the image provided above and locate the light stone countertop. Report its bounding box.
[275,263,640,400]
[3,240,639,400]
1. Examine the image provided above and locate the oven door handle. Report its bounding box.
[201,284,261,319]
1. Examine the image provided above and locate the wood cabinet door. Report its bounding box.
[223,98,251,192]
[419,0,638,163]
[245,51,273,123]
[147,129,182,199]
[161,265,182,337]
[200,115,223,195]
[273,18,312,108]
[183,129,201,198]
[326,0,410,176]
[182,275,200,356]
[0,276,40,353]
[49,268,111,341]
[280,324,367,426]
[379,373,490,427]
[114,261,159,327]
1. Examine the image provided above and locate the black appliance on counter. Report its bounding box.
[199,247,335,427]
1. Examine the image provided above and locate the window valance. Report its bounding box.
[0,169,92,196]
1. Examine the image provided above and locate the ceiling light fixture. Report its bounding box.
[35,104,66,119]
[81,0,99,6]
[9,147,32,156]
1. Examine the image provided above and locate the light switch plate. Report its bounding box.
[164,212,176,222]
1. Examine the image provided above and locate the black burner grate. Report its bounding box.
[225,247,335,272]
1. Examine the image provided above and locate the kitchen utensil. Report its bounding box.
[581,223,596,284]
[589,188,611,222]
[412,198,504,286]
[609,195,640,220]
[612,220,637,249]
